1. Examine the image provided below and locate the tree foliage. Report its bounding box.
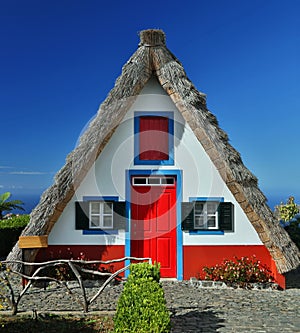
[276,196,299,222]
[0,192,24,219]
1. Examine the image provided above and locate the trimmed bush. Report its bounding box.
[113,262,171,333]
[0,215,29,258]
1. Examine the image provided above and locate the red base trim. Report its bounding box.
[183,245,285,289]
[36,244,285,288]
[37,245,125,275]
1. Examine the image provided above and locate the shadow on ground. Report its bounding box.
[170,307,225,333]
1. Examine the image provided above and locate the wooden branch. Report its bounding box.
[1,256,152,314]
[68,261,88,313]
[75,266,112,277]
[3,256,152,267]
[89,265,129,305]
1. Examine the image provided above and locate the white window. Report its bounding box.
[194,201,219,229]
[132,176,175,186]
[89,202,113,229]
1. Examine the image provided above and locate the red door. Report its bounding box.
[131,176,177,277]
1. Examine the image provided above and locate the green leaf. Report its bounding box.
[0,192,11,204]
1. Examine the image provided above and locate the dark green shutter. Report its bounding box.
[219,202,234,231]
[113,202,126,229]
[181,202,195,231]
[75,201,89,230]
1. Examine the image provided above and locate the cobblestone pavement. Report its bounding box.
[1,279,300,332]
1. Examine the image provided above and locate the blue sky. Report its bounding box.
[0,0,299,211]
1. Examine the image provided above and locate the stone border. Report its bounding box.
[190,277,280,290]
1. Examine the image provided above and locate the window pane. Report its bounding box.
[207,217,216,228]
[90,202,100,214]
[91,216,100,227]
[207,202,218,214]
[195,203,204,215]
[195,216,204,228]
[103,216,113,228]
[103,202,113,214]
[133,178,147,185]
[161,177,174,185]
[148,177,160,185]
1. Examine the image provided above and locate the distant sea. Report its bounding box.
[9,193,42,215]
[9,191,300,216]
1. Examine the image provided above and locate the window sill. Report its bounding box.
[82,229,119,235]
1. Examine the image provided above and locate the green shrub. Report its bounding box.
[113,262,171,333]
[0,215,29,258]
[0,215,30,229]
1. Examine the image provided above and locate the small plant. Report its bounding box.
[276,196,299,222]
[114,262,171,333]
[202,255,274,286]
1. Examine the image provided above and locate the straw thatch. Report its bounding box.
[7,29,300,274]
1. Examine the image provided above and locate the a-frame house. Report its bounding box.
[8,29,300,288]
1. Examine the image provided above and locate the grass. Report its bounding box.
[0,313,114,333]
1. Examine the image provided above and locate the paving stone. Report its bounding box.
[1,278,299,332]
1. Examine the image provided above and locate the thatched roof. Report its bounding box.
[7,29,300,274]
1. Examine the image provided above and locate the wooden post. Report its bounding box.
[19,235,48,288]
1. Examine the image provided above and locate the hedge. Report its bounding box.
[0,215,29,259]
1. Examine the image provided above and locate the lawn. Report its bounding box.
[0,313,114,333]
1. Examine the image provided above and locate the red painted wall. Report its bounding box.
[36,244,285,288]
[183,245,285,288]
[36,245,125,275]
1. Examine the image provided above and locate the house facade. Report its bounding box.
[10,30,300,288]
[40,76,281,284]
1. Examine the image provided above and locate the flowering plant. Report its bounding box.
[202,255,274,286]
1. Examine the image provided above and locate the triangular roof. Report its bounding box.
[8,29,299,274]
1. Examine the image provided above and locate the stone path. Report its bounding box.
[1,279,300,332]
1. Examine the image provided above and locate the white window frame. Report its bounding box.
[194,201,219,230]
[89,201,113,229]
[132,176,175,186]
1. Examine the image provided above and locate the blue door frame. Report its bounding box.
[125,169,183,280]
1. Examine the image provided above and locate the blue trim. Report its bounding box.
[189,197,224,202]
[82,196,119,235]
[189,230,224,235]
[125,170,131,276]
[83,196,119,202]
[125,169,183,280]
[134,112,174,165]
[83,229,119,235]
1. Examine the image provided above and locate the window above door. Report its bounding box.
[134,112,174,165]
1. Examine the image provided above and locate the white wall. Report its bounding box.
[48,77,262,246]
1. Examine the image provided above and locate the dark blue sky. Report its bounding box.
[1,0,299,210]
